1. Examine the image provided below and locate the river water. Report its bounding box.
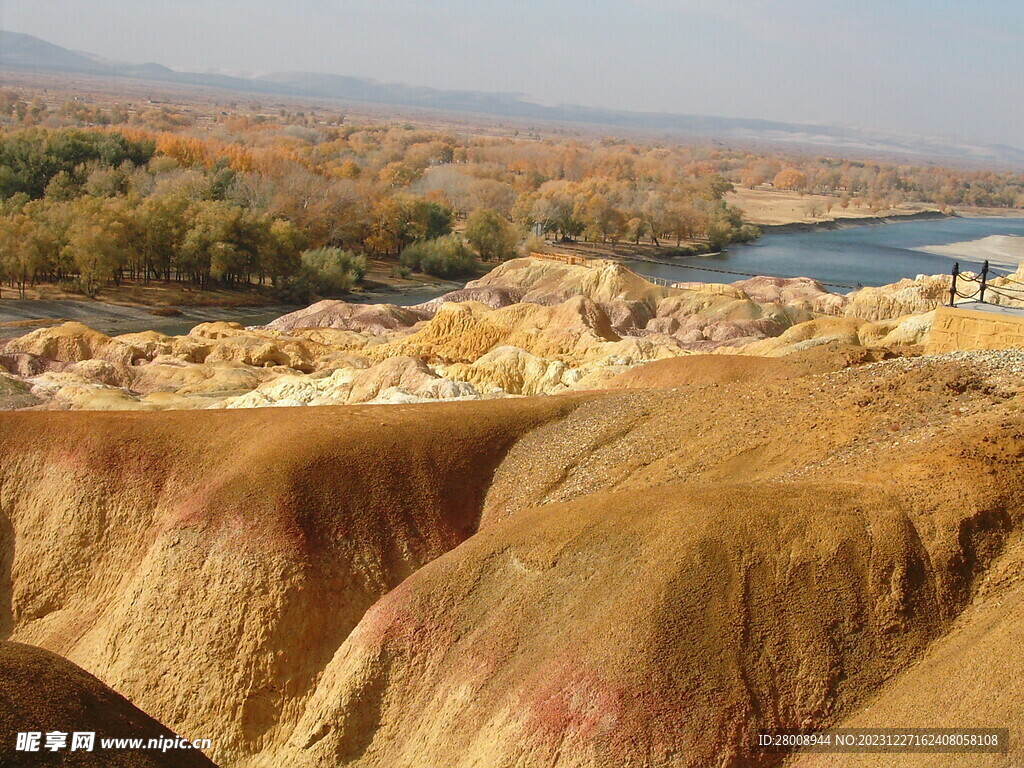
[625,216,1024,293]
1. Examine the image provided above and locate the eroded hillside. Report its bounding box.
[2,346,1024,766]
[1,256,992,412]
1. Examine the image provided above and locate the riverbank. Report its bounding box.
[621,216,1024,294]
[916,234,1024,269]
[954,206,1024,218]
[0,301,303,339]
[0,277,466,339]
[759,208,950,234]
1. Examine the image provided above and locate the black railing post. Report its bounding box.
[979,259,989,303]
[950,262,959,306]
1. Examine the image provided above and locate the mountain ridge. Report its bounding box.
[2,29,1023,166]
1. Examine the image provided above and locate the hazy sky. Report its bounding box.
[2,0,1022,147]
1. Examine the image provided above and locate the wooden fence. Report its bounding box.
[529,252,590,267]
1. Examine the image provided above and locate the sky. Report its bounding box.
[2,0,1022,147]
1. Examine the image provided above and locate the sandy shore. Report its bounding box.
[726,187,941,227]
[916,234,1024,269]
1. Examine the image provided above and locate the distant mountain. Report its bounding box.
[0,29,111,73]
[0,30,308,95]
[3,29,1023,166]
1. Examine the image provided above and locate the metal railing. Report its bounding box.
[949,260,1024,308]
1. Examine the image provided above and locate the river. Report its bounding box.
[625,216,1024,293]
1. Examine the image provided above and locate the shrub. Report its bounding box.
[276,265,320,304]
[58,279,83,295]
[400,235,478,278]
[520,234,546,258]
[300,247,367,294]
[732,224,761,243]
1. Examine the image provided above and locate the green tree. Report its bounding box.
[400,234,477,278]
[61,198,133,296]
[0,214,43,298]
[264,219,308,288]
[182,202,269,288]
[300,247,367,294]
[464,208,519,262]
[134,193,190,281]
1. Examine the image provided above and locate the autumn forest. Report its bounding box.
[1,86,1022,303]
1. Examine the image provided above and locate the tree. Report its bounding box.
[181,201,267,288]
[43,170,78,201]
[772,169,809,191]
[134,193,190,281]
[642,194,670,246]
[579,194,625,244]
[464,208,519,262]
[625,217,646,244]
[378,161,421,188]
[0,214,47,298]
[265,219,307,287]
[740,168,765,188]
[366,197,407,256]
[61,199,131,296]
[468,178,516,217]
[407,199,453,242]
[367,196,451,255]
[668,202,703,246]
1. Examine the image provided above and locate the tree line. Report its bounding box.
[0,123,761,298]
[8,107,1015,301]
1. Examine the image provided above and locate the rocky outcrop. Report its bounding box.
[843,274,950,321]
[345,356,476,403]
[3,322,139,365]
[732,275,841,313]
[467,257,669,309]
[371,296,622,366]
[444,346,577,396]
[0,372,41,410]
[0,259,962,412]
[266,301,429,334]
[414,285,524,313]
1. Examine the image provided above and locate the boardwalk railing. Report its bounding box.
[949,260,1024,309]
[645,276,678,288]
[529,251,590,266]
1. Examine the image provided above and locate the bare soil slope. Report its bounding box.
[606,354,797,388]
[2,351,1023,767]
[787,537,1024,768]
[0,396,586,765]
